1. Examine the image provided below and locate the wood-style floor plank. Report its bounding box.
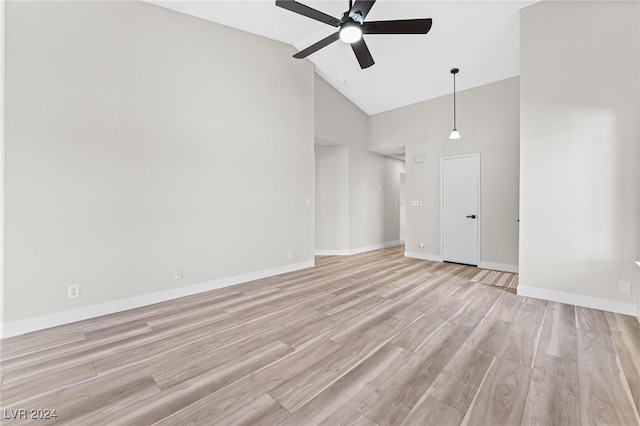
[496,320,542,368]
[447,285,502,329]
[339,412,379,426]
[426,346,494,413]
[607,311,640,415]
[188,392,290,426]
[55,375,162,425]
[111,340,294,425]
[537,301,577,361]
[0,362,97,404]
[513,296,547,325]
[279,343,411,425]
[402,394,465,426]
[576,306,611,335]
[391,313,448,352]
[577,327,640,426]
[461,317,510,356]
[149,337,341,424]
[1,245,639,425]
[461,357,532,426]
[0,330,87,360]
[487,290,524,323]
[356,321,471,425]
[356,350,442,425]
[521,352,580,426]
[270,317,407,412]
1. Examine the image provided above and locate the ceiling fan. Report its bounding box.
[275,0,433,69]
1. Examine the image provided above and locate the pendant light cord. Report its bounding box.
[449,68,460,140]
[453,71,456,129]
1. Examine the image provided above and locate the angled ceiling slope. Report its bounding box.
[148,0,536,115]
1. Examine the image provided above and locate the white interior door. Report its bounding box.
[442,155,479,265]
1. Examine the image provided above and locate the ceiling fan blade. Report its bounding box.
[276,0,341,27]
[351,38,374,69]
[349,0,376,21]
[363,18,432,34]
[293,32,340,58]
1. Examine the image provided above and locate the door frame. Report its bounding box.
[399,172,406,242]
[440,153,481,265]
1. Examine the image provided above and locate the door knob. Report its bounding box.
[466,214,477,219]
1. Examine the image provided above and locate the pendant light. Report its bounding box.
[449,68,461,140]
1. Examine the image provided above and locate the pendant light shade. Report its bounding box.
[449,67,461,140]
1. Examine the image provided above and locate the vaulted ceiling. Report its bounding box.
[149,1,536,115]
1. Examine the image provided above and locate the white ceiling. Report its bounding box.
[148,0,536,115]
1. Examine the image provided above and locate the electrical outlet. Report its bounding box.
[67,285,80,299]
[175,269,183,280]
[619,281,632,295]
[288,250,294,259]
[305,199,311,207]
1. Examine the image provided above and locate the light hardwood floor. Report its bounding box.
[1,246,639,425]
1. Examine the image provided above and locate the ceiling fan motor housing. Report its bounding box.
[348,10,364,24]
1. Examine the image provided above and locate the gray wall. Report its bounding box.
[315,75,401,252]
[4,1,315,323]
[519,1,639,309]
[383,158,404,243]
[314,144,349,252]
[369,77,520,270]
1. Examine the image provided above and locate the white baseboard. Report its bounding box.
[315,240,403,257]
[350,240,402,255]
[477,262,519,274]
[314,249,351,256]
[518,285,637,317]
[401,253,518,273]
[404,251,443,262]
[1,260,315,339]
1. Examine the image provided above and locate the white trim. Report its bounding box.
[477,262,519,274]
[440,153,481,266]
[0,0,5,341]
[635,262,640,323]
[517,285,637,317]
[350,240,402,255]
[404,251,443,262]
[314,249,351,256]
[315,240,403,257]
[1,260,315,338]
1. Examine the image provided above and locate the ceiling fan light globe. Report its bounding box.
[449,129,461,140]
[339,24,362,43]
